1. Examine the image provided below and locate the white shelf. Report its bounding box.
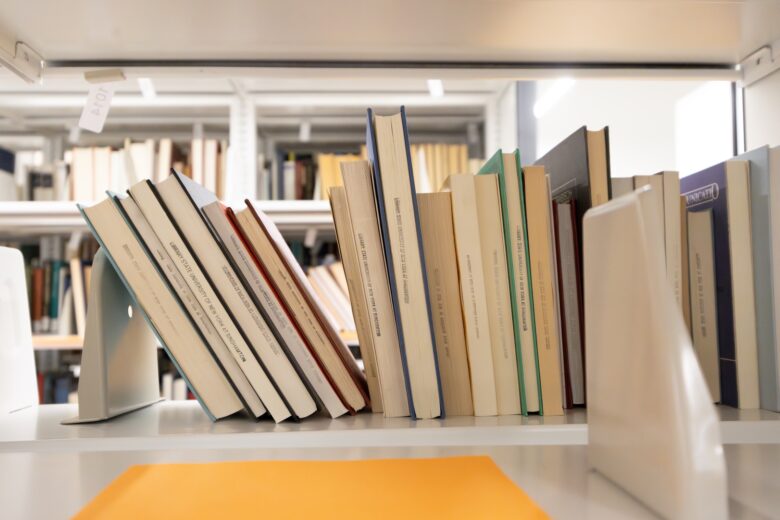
[2,401,778,454]
[0,199,333,238]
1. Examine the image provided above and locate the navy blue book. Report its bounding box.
[681,160,757,408]
[366,107,444,419]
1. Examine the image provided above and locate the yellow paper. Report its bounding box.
[75,455,548,519]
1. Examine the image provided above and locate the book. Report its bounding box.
[69,256,86,337]
[340,160,409,417]
[73,457,547,520]
[416,192,475,416]
[128,179,292,423]
[117,194,266,418]
[79,198,243,420]
[202,200,349,419]
[634,172,683,311]
[553,201,585,406]
[611,177,634,198]
[736,145,780,411]
[687,209,720,401]
[155,173,317,420]
[523,166,565,416]
[680,195,692,335]
[366,107,443,419]
[329,187,384,413]
[448,173,498,416]
[474,174,522,415]
[534,125,611,240]
[479,150,539,414]
[233,202,368,413]
[681,160,759,409]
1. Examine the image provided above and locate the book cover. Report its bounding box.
[366,107,443,419]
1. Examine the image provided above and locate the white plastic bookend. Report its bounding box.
[583,187,727,519]
[0,247,38,414]
[63,248,161,424]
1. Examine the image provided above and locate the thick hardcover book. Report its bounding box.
[202,200,348,419]
[159,172,316,419]
[117,194,265,418]
[129,179,292,423]
[340,161,409,418]
[533,125,611,241]
[736,146,780,411]
[681,160,759,409]
[234,202,368,413]
[478,150,539,414]
[366,107,443,419]
[79,198,242,421]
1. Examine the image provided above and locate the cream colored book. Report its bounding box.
[501,153,540,413]
[129,180,292,423]
[340,161,409,417]
[329,186,384,413]
[448,173,498,416]
[726,160,760,409]
[687,209,720,400]
[417,192,475,416]
[523,166,564,416]
[474,174,522,415]
[586,128,610,207]
[611,177,634,198]
[680,195,692,335]
[371,110,441,419]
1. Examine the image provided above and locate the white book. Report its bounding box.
[172,378,188,401]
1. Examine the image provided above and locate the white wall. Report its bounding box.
[534,79,733,177]
[745,69,780,149]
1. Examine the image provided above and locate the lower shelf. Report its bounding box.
[1,401,778,454]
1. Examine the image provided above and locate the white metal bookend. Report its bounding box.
[63,248,161,424]
[583,187,727,519]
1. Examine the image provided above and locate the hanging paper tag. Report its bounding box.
[78,83,115,133]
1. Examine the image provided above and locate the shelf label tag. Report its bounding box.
[78,83,115,133]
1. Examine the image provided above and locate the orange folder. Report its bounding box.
[75,455,548,519]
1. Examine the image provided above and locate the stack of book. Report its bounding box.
[79,172,369,422]
[329,109,611,418]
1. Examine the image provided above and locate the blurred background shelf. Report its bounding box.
[0,199,334,239]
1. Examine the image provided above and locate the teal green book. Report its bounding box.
[478,150,542,415]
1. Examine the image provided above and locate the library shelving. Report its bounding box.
[1,1,780,518]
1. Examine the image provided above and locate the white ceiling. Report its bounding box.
[0,0,777,65]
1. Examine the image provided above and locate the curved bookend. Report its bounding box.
[0,247,38,414]
[62,249,161,424]
[583,187,727,519]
